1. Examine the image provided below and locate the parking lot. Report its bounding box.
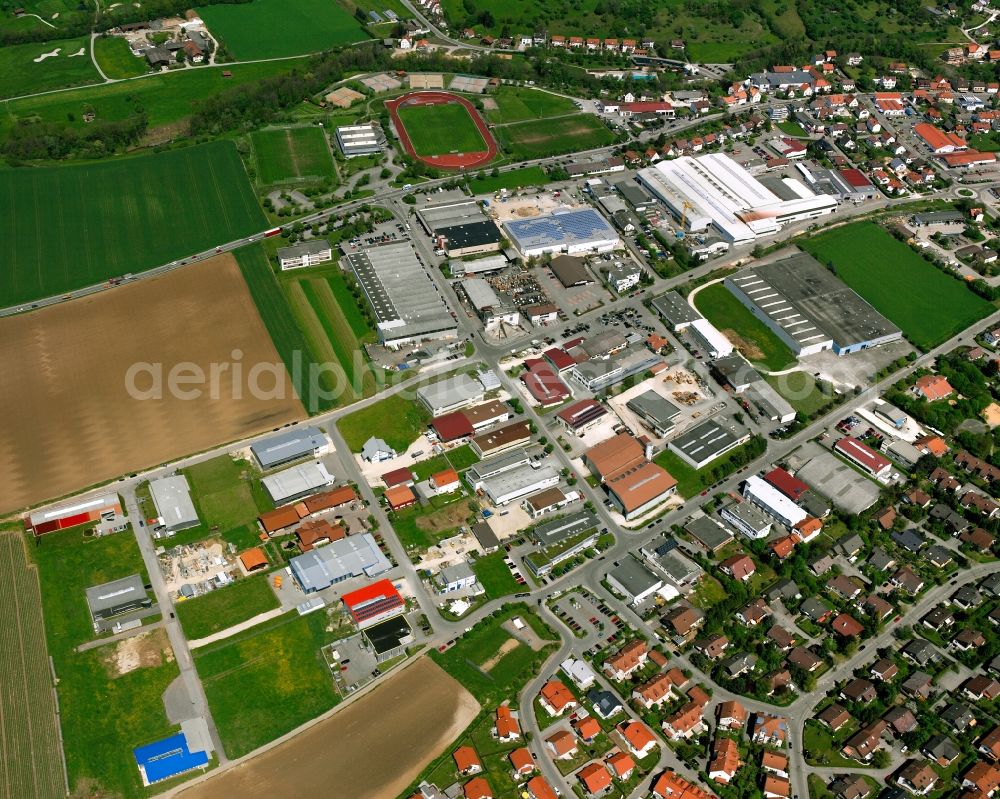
[325,633,381,696]
[550,588,625,651]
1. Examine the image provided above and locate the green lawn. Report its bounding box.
[0,36,99,99]
[803,721,867,768]
[198,0,368,59]
[195,612,339,758]
[653,438,763,499]
[447,444,481,470]
[397,101,489,156]
[391,498,470,552]
[4,59,304,132]
[0,141,265,306]
[339,394,430,452]
[472,551,521,599]
[777,120,809,138]
[29,527,183,799]
[498,114,615,159]
[694,283,796,371]
[251,126,336,185]
[176,576,280,640]
[969,133,1000,152]
[93,35,149,79]
[184,455,263,540]
[465,165,550,194]
[764,371,834,417]
[485,86,577,124]
[801,222,993,350]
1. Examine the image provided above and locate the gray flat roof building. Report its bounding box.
[149,475,199,532]
[725,253,902,357]
[276,239,333,269]
[418,199,486,233]
[650,290,702,331]
[86,574,152,621]
[549,254,592,287]
[290,533,391,592]
[467,449,532,485]
[471,521,500,552]
[251,426,327,469]
[608,556,662,603]
[711,353,761,393]
[262,461,335,504]
[344,242,457,348]
[336,123,383,157]
[627,390,682,437]
[668,417,750,470]
[481,464,560,506]
[684,515,733,551]
[744,381,796,424]
[615,181,655,211]
[417,374,485,415]
[532,510,599,547]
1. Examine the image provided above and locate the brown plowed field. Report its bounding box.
[177,657,479,799]
[0,254,304,514]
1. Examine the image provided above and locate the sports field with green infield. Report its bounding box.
[801,221,993,350]
[484,86,577,124]
[198,0,368,59]
[0,141,265,306]
[0,36,100,99]
[251,126,336,185]
[397,102,488,156]
[497,114,615,159]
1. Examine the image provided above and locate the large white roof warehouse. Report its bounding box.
[637,153,837,243]
[503,208,621,257]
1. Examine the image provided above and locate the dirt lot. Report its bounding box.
[103,627,174,677]
[416,502,470,534]
[177,657,479,799]
[0,254,303,513]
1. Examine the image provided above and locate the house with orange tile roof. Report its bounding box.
[538,679,577,716]
[962,760,1000,795]
[606,751,635,780]
[603,639,648,681]
[454,746,482,775]
[913,374,954,401]
[546,730,578,760]
[652,770,715,799]
[717,700,747,730]
[509,747,535,778]
[573,716,602,743]
[763,775,791,798]
[429,468,461,494]
[577,761,613,795]
[494,705,520,741]
[619,720,658,757]
[239,547,268,572]
[632,673,679,709]
[762,750,789,777]
[980,726,1000,761]
[527,775,559,799]
[708,736,742,784]
[463,776,492,799]
[662,701,705,740]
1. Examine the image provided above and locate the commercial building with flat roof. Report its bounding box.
[290,533,392,592]
[585,433,647,481]
[86,574,152,621]
[684,515,733,552]
[556,399,608,433]
[482,464,560,506]
[471,420,532,458]
[689,318,734,359]
[549,255,593,287]
[650,291,702,331]
[524,510,600,575]
[744,381,795,424]
[637,153,837,244]
[720,500,773,540]
[467,449,532,486]
[608,556,663,605]
[504,208,621,258]
[29,493,122,535]
[365,615,414,662]
[627,391,682,437]
[607,461,678,520]
[742,475,808,529]
[668,417,750,470]
[262,461,335,504]
[252,426,328,469]
[461,277,519,328]
[345,242,458,348]
[438,221,504,256]
[835,436,892,478]
[336,123,383,157]
[711,353,760,393]
[725,253,901,356]
[341,578,404,627]
[417,374,485,415]
[570,347,660,393]
[277,239,334,270]
[149,475,199,532]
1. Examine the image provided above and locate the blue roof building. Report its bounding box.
[503,208,620,258]
[133,732,209,785]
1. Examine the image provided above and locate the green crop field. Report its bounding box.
[0,141,264,306]
[0,36,100,99]
[497,114,614,160]
[465,165,549,194]
[693,283,796,371]
[801,222,993,350]
[0,533,64,799]
[177,576,280,640]
[397,101,489,156]
[93,35,148,79]
[484,86,577,124]
[4,59,303,134]
[339,393,431,452]
[198,0,368,59]
[30,527,182,799]
[196,612,339,758]
[251,126,336,185]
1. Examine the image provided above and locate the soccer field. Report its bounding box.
[801,222,993,350]
[198,0,368,59]
[397,102,489,156]
[0,141,265,306]
[484,86,577,124]
[498,114,615,159]
[251,126,336,185]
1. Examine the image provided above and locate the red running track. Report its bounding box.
[385,90,498,170]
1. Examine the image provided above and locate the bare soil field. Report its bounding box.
[0,254,304,514]
[177,657,479,799]
[416,502,470,534]
[103,627,174,677]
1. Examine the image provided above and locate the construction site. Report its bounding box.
[159,539,239,600]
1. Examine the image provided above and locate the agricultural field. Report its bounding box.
[194,612,341,758]
[0,254,303,514]
[0,36,99,99]
[197,0,368,59]
[484,86,577,124]
[0,141,265,306]
[801,222,993,350]
[693,283,796,371]
[250,126,336,185]
[178,657,477,799]
[30,527,182,799]
[177,576,280,640]
[497,114,615,160]
[396,101,489,156]
[92,35,148,79]
[3,59,303,134]
[339,394,431,452]
[464,165,549,194]
[0,533,64,799]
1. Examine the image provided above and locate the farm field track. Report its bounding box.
[0,141,265,307]
[0,36,99,99]
[251,127,336,185]
[497,114,615,159]
[197,0,368,59]
[0,253,303,514]
[178,657,478,799]
[0,533,64,799]
[801,221,994,350]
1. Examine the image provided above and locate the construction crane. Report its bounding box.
[679,200,695,230]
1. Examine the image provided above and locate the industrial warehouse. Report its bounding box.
[724,252,902,356]
[417,198,504,256]
[344,241,458,348]
[636,153,838,243]
[503,208,621,258]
